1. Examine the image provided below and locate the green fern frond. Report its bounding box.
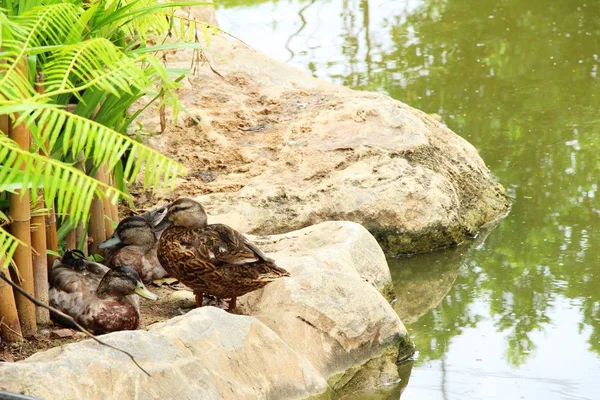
[0,4,82,96]
[0,103,186,188]
[0,229,24,272]
[0,135,123,224]
[93,1,209,40]
[42,38,151,96]
[0,210,9,224]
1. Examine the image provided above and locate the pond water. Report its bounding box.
[216,0,600,398]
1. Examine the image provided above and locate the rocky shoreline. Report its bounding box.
[0,222,413,399]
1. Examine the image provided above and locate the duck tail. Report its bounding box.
[258,262,290,281]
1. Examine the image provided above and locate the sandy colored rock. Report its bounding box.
[133,20,510,255]
[50,329,74,339]
[0,222,412,399]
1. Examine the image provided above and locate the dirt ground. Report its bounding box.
[0,284,226,362]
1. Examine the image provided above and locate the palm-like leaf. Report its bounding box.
[0,0,208,267]
[1,103,186,187]
[0,228,21,271]
[0,135,122,222]
[0,4,82,97]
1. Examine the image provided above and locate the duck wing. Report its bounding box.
[197,224,265,265]
[50,252,108,294]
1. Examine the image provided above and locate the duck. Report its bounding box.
[49,249,109,293]
[99,216,168,283]
[49,264,158,335]
[155,198,290,311]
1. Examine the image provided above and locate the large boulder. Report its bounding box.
[0,222,413,399]
[134,16,510,255]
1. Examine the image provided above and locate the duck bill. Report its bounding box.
[135,282,159,300]
[99,232,121,249]
[152,218,172,232]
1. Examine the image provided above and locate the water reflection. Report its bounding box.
[217,0,600,398]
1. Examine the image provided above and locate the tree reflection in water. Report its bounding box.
[217,0,600,385]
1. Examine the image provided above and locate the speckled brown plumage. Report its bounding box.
[102,216,168,283]
[156,198,290,308]
[49,250,109,294]
[49,264,155,335]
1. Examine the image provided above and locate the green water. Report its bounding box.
[216,0,600,398]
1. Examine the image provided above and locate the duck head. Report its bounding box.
[100,216,156,250]
[96,266,158,300]
[60,249,87,271]
[153,198,208,230]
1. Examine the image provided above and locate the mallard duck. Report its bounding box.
[49,264,158,335]
[99,216,168,283]
[50,249,109,293]
[155,198,290,311]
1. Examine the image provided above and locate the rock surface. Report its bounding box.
[0,222,413,400]
[133,6,511,255]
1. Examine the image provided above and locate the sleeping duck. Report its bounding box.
[99,216,168,283]
[49,263,158,335]
[155,198,290,311]
[50,249,109,293]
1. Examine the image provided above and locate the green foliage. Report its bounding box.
[0,0,213,270]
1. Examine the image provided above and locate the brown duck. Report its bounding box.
[49,261,158,334]
[49,249,109,293]
[99,216,168,283]
[155,198,290,311]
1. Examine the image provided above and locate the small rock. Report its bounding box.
[0,351,14,363]
[73,332,87,340]
[169,290,195,307]
[50,329,74,339]
[152,277,179,287]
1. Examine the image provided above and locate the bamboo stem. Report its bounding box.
[8,58,37,336]
[0,55,24,342]
[34,75,59,266]
[32,74,50,324]
[109,173,119,224]
[97,166,115,238]
[45,206,59,267]
[31,194,50,324]
[74,153,88,255]
[65,227,77,250]
[0,111,9,135]
[0,273,23,343]
[0,206,22,342]
[88,187,107,256]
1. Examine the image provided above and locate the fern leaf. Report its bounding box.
[0,134,124,224]
[0,229,24,272]
[0,103,187,188]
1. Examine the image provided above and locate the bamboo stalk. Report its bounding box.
[0,52,24,342]
[31,194,50,324]
[88,169,107,256]
[109,174,120,224]
[0,269,23,343]
[33,75,59,266]
[0,111,9,135]
[96,166,115,238]
[31,74,50,324]
[8,58,37,336]
[45,206,59,267]
[74,153,88,255]
[65,227,77,250]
